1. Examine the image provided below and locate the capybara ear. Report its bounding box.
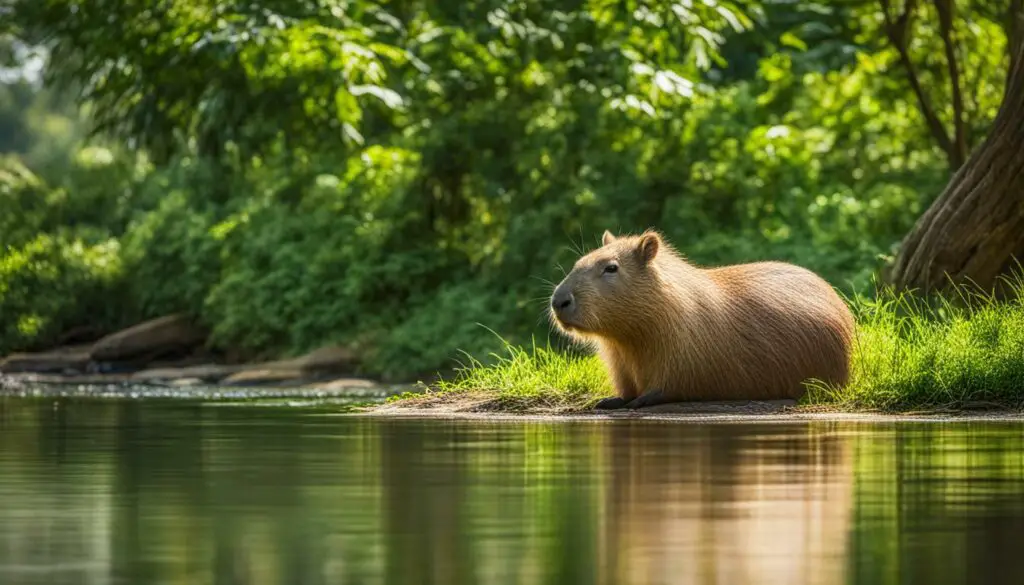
[602,230,617,246]
[637,231,660,264]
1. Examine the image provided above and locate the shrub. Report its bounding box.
[0,234,124,353]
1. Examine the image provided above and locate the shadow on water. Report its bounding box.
[1,396,1024,585]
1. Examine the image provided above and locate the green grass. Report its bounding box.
[385,340,613,412]
[806,277,1024,411]
[386,276,1024,414]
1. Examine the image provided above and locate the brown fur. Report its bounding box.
[549,229,855,403]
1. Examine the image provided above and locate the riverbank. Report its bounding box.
[4,375,1024,423]
[366,402,1024,423]
[6,281,1024,417]
[373,389,1024,420]
[378,282,1024,416]
[0,313,407,395]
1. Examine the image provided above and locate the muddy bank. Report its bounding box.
[366,399,1024,423]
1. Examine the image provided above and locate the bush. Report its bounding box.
[202,146,453,364]
[120,187,222,321]
[0,156,51,250]
[0,234,124,353]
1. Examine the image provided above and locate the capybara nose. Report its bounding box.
[552,290,575,313]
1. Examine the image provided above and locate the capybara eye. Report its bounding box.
[603,264,618,274]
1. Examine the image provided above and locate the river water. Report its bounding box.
[1,395,1024,585]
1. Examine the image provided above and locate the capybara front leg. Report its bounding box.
[594,396,629,409]
[624,388,670,409]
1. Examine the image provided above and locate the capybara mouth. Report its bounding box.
[552,313,585,332]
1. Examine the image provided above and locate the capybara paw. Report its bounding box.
[625,389,667,409]
[594,396,628,410]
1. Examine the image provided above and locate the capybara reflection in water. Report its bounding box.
[549,229,855,409]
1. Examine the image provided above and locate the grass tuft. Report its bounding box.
[386,339,611,412]
[805,273,1024,411]
[387,273,1024,414]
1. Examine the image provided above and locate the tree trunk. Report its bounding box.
[888,37,1024,296]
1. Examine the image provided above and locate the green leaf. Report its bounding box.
[350,85,404,110]
[334,88,362,126]
[780,32,808,52]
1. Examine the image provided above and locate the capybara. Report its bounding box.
[549,229,855,409]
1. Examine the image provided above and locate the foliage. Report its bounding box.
[0,155,50,249]
[201,145,448,367]
[0,234,123,353]
[13,0,410,165]
[0,0,1018,381]
[119,179,223,320]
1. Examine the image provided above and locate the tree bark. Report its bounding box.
[888,36,1024,296]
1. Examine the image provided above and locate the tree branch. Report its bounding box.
[879,0,957,169]
[1004,9,1024,110]
[933,0,967,169]
[962,25,989,147]
[1010,0,1024,87]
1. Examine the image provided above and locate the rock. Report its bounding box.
[0,372,131,385]
[250,345,358,376]
[54,325,107,347]
[145,355,217,370]
[89,314,205,362]
[215,345,359,387]
[169,377,205,387]
[292,345,358,374]
[219,368,308,387]
[313,377,379,391]
[0,346,92,374]
[130,364,245,383]
[128,367,190,382]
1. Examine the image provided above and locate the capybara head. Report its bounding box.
[550,229,665,338]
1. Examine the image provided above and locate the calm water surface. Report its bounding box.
[2,396,1024,585]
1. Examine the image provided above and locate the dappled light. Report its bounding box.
[3,1,1017,382]
[4,3,1024,584]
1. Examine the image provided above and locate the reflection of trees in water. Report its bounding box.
[0,400,118,585]
[6,403,1024,585]
[848,425,1024,585]
[379,419,603,585]
[381,420,475,585]
[0,401,392,585]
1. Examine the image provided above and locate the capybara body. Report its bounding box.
[549,230,855,407]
